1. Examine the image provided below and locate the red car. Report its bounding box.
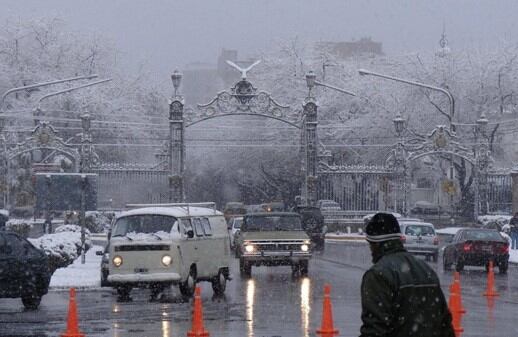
[443,228,509,274]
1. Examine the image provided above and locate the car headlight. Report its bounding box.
[303,240,311,244]
[245,244,255,253]
[161,255,172,266]
[301,244,309,252]
[113,255,123,267]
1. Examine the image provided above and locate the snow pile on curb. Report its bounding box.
[50,244,103,289]
[28,225,92,272]
[478,215,511,228]
[510,250,518,264]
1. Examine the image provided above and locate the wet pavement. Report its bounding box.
[1,242,517,337]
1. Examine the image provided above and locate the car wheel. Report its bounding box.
[21,293,41,310]
[443,256,452,271]
[211,270,227,295]
[455,259,464,272]
[239,258,251,277]
[299,260,309,276]
[179,269,196,298]
[499,262,508,274]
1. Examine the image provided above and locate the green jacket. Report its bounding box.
[359,240,455,337]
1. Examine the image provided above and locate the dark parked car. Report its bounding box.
[0,231,51,309]
[443,228,509,274]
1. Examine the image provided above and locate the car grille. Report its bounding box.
[115,244,170,252]
[249,241,303,251]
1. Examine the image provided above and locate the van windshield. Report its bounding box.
[112,215,176,237]
[243,215,302,231]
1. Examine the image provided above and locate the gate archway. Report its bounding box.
[165,64,319,206]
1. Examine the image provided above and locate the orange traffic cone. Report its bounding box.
[316,284,339,337]
[448,290,464,337]
[451,272,466,314]
[61,288,85,337]
[187,287,209,337]
[483,261,499,297]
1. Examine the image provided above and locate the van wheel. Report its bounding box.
[211,270,227,295]
[116,286,132,301]
[179,270,196,298]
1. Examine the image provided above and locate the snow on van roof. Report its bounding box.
[117,206,223,218]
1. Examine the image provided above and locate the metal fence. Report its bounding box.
[487,172,512,214]
[317,165,403,212]
[92,165,169,209]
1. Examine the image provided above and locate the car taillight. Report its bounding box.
[400,235,406,243]
[463,243,472,252]
[433,236,439,245]
[502,244,510,254]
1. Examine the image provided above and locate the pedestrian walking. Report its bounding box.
[510,212,518,250]
[358,212,454,337]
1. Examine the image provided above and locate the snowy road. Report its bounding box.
[1,243,517,337]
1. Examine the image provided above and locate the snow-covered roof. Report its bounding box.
[117,206,223,219]
[436,227,465,235]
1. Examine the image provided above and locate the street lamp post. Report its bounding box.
[0,74,98,112]
[473,112,489,220]
[392,112,409,215]
[169,70,185,203]
[359,68,457,222]
[304,71,356,207]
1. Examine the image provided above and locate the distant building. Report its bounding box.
[182,49,257,105]
[316,37,383,59]
[182,62,221,105]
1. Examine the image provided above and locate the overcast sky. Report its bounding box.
[2,0,517,80]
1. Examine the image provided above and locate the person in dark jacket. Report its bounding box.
[359,213,455,337]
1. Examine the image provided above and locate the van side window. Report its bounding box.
[193,218,204,237]
[201,218,212,236]
[181,219,193,237]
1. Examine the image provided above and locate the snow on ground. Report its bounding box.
[478,214,512,227]
[49,245,103,289]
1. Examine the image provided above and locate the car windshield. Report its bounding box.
[405,225,435,236]
[243,215,302,231]
[112,215,176,236]
[464,230,503,241]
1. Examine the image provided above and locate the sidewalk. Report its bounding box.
[49,245,103,290]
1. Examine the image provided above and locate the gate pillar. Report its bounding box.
[302,98,318,206]
[169,70,185,203]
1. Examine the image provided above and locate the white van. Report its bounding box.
[107,203,230,299]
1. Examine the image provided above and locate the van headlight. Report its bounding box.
[244,244,255,253]
[161,255,172,266]
[301,244,309,252]
[113,255,123,267]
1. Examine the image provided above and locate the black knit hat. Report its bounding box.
[365,213,401,243]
